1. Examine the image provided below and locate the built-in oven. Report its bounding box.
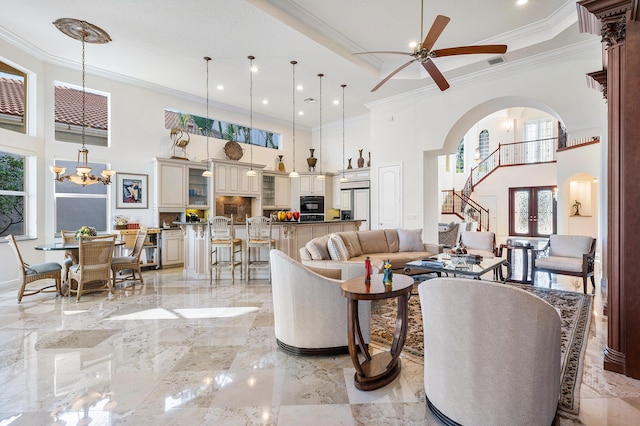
[299,196,324,214]
[299,195,325,222]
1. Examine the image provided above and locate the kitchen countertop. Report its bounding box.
[173,219,365,226]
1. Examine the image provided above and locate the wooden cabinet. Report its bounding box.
[161,229,184,267]
[353,188,370,231]
[263,172,291,208]
[214,160,262,196]
[154,158,209,209]
[299,174,325,195]
[116,228,161,269]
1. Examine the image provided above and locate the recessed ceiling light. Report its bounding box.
[262,99,269,105]
[333,99,340,105]
[216,84,224,91]
[251,66,258,72]
[298,111,304,116]
[516,0,528,5]
[409,41,418,48]
[296,84,303,91]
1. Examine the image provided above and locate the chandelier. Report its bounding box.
[50,18,114,186]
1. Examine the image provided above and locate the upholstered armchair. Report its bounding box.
[459,230,497,258]
[418,277,561,425]
[269,249,371,356]
[532,234,596,294]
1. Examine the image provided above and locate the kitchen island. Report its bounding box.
[175,219,364,277]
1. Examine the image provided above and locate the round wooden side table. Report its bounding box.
[341,273,414,391]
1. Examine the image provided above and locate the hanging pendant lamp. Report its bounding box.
[247,56,257,177]
[50,18,114,186]
[340,84,348,183]
[289,60,299,178]
[316,73,325,181]
[202,56,214,177]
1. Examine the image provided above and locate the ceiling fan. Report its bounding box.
[355,1,507,92]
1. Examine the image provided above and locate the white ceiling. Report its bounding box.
[0,0,587,128]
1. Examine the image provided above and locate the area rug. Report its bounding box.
[370,275,593,418]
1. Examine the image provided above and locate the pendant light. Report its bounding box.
[316,73,325,181]
[289,60,299,178]
[50,18,114,186]
[340,84,348,183]
[202,56,214,177]
[247,56,257,177]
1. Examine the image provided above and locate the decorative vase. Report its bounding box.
[347,158,353,169]
[277,155,285,172]
[307,148,317,171]
[357,149,365,168]
[367,151,371,167]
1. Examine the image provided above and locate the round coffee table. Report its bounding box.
[341,273,414,391]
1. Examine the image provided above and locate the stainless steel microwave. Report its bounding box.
[299,196,324,214]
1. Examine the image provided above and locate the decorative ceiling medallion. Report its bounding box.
[53,18,112,44]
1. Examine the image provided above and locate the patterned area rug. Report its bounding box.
[370,275,593,418]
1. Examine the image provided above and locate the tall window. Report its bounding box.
[478,130,489,160]
[455,139,465,173]
[0,151,28,237]
[0,62,27,134]
[523,119,553,163]
[523,119,553,141]
[54,81,109,147]
[53,158,109,236]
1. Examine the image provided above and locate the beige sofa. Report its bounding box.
[299,229,441,277]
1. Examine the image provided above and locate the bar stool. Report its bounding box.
[209,215,243,282]
[245,215,275,281]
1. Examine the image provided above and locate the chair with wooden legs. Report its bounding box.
[68,234,116,302]
[6,234,62,302]
[245,215,276,281]
[209,215,243,282]
[111,228,147,290]
[60,230,78,286]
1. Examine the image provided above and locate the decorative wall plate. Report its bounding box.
[224,140,244,161]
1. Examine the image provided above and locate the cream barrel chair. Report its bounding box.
[419,277,561,425]
[270,249,371,355]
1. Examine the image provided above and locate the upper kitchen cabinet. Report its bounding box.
[153,158,209,209]
[299,173,325,195]
[213,159,263,197]
[263,172,291,209]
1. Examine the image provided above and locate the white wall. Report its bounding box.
[0,38,311,285]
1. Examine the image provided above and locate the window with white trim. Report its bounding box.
[0,62,27,134]
[455,139,465,173]
[53,158,110,236]
[54,81,109,147]
[478,130,490,160]
[0,151,30,237]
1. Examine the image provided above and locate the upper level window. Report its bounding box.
[0,61,27,134]
[523,119,553,142]
[456,139,465,173]
[165,109,281,149]
[54,81,109,147]
[478,130,489,160]
[0,151,28,237]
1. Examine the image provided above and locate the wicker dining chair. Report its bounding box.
[60,230,78,284]
[209,215,243,282]
[68,234,117,302]
[111,228,147,290]
[5,234,62,302]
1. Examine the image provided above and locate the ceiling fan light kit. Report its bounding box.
[354,0,507,92]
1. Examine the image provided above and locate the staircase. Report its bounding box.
[441,136,600,231]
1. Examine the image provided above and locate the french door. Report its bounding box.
[509,186,556,237]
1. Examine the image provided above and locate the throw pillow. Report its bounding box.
[337,231,363,258]
[305,235,331,260]
[397,228,424,252]
[327,233,349,261]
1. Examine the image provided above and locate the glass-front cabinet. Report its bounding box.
[188,167,209,207]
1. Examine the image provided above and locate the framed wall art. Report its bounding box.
[116,173,148,209]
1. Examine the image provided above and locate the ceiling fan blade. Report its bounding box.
[432,45,508,58]
[421,15,451,51]
[371,59,417,92]
[422,59,450,91]
[353,50,413,56]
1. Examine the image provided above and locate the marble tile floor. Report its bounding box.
[0,268,638,425]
